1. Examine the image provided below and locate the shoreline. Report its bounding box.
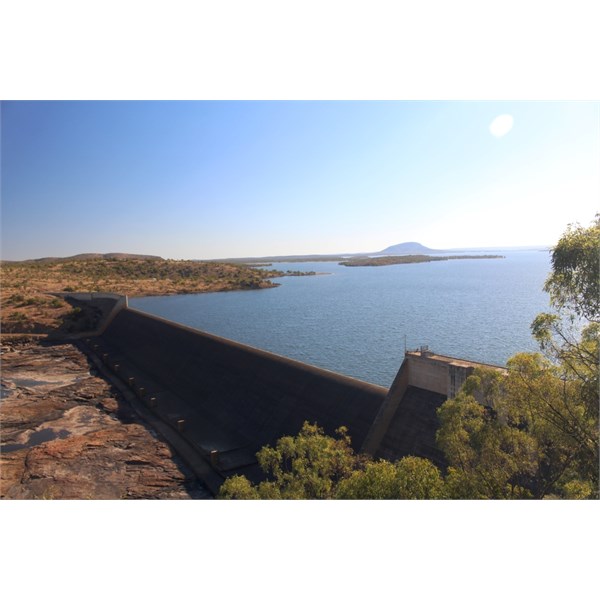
[0,256,326,335]
[340,254,505,267]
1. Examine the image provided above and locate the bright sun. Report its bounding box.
[489,114,514,137]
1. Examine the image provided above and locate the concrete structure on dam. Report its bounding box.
[73,295,504,494]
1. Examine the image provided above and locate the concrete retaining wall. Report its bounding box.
[361,350,505,461]
[61,293,128,340]
[406,352,450,396]
[86,307,388,482]
[78,300,505,488]
[64,292,125,303]
[375,386,447,466]
[361,359,410,455]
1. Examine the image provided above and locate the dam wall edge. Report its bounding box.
[122,306,389,394]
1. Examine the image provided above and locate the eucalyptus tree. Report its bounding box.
[437,216,599,499]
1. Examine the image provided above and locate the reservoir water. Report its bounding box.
[129,251,552,387]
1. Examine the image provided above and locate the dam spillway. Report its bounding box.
[77,295,501,493]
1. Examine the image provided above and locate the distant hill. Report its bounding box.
[11,253,163,264]
[378,242,441,255]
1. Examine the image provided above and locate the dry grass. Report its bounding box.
[1,258,283,334]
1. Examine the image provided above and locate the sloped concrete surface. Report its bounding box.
[375,386,447,466]
[90,308,389,481]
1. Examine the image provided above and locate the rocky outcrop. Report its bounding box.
[1,339,210,499]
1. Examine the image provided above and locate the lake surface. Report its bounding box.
[130,251,552,387]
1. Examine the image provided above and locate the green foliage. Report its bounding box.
[436,382,539,499]
[219,422,444,500]
[252,422,358,499]
[393,456,445,498]
[336,456,444,499]
[335,460,399,499]
[284,270,317,277]
[5,293,56,307]
[4,258,284,294]
[542,214,599,324]
[437,217,599,499]
[531,216,599,424]
[52,258,283,288]
[218,475,260,500]
[218,421,358,499]
[340,255,503,267]
[560,479,595,500]
[505,353,598,496]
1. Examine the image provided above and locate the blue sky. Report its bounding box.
[1,100,598,260]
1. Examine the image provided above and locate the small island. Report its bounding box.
[339,254,504,267]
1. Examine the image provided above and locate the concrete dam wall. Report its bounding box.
[83,306,388,488]
[79,298,503,493]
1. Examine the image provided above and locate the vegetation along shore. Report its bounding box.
[0,255,309,335]
[339,254,504,267]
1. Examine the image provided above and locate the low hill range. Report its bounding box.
[220,242,446,264]
[4,252,164,264]
[3,242,546,267]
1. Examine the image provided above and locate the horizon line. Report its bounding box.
[1,243,552,264]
